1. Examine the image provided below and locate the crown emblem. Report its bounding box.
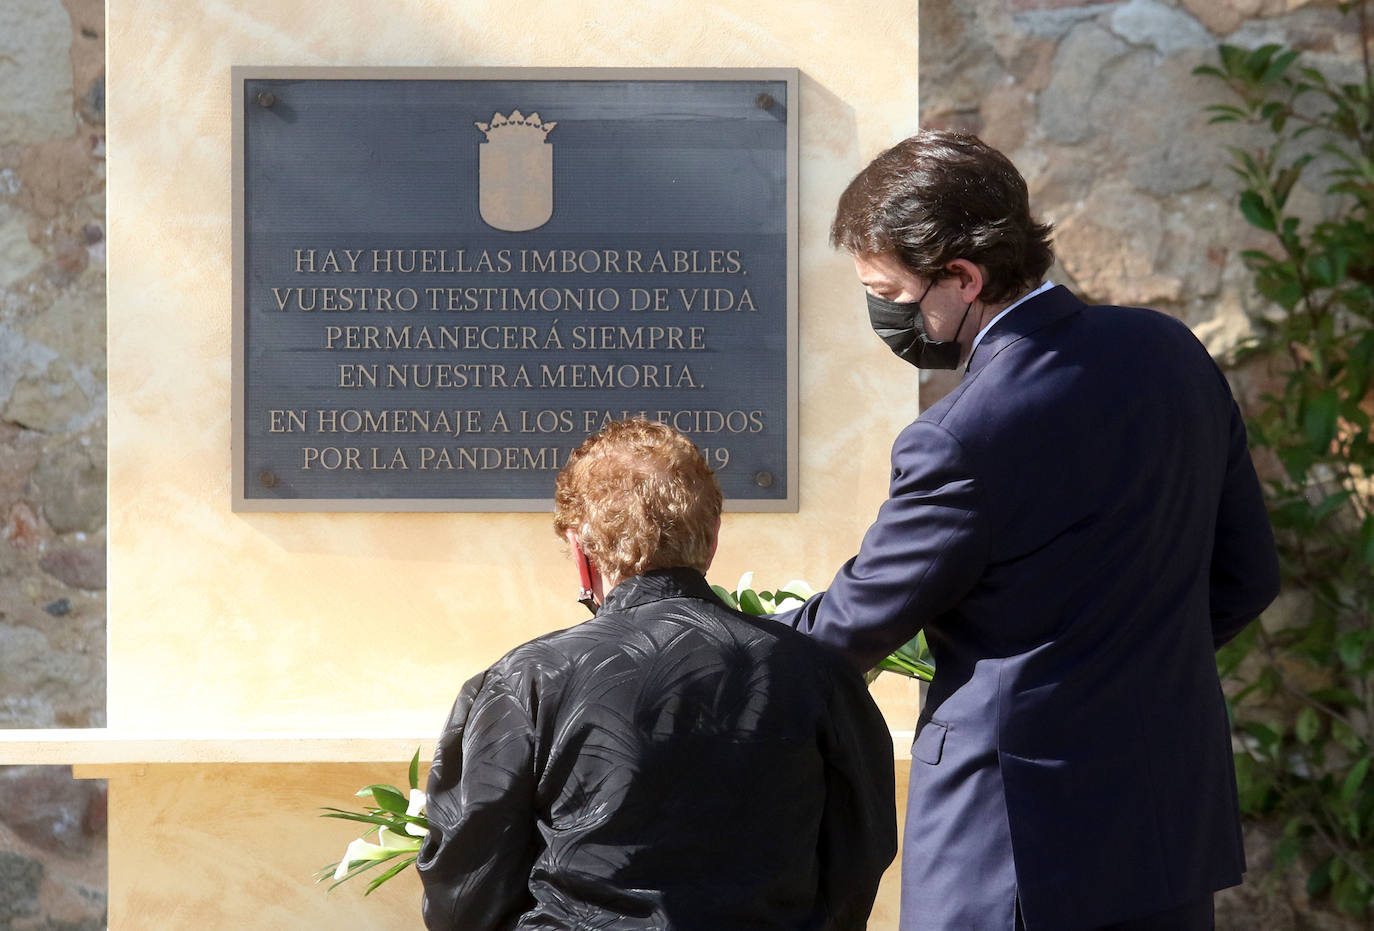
[474,110,557,143]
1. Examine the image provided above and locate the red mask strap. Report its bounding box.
[566,530,599,615]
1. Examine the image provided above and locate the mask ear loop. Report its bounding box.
[566,529,600,615]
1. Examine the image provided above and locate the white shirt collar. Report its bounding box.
[968,280,1055,357]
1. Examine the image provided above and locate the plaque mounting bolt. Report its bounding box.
[256,92,277,108]
[753,471,775,488]
[755,93,775,111]
[257,470,279,488]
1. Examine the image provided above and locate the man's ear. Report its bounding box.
[945,258,986,304]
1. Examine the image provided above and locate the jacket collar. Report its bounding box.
[965,285,1082,376]
[599,567,720,614]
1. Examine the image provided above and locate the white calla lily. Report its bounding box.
[377,826,422,851]
[774,596,804,611]
[405,789,429,836]
[333,836,382,881]
[735,571,755,598]
[779,579,816,599]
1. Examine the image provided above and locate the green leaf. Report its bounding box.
[1205,104,1248,120]
[1276,833,1303,867]
[1308,857,1335,897]
[738,589,766,615]
[1341,756,1371,805]
[321,855,387,892]
[1273,156,1313,208]
[364,855,418,895]
[710,584,739,608]
[1302,389,1340,453]
[359,785,408,815]
[1244,44,1283,81]
[409,748,420,792]
[1309,687,1361,709]
[1311,491,1352,525]
[319,810,403,830]
[1296,706,1321,744]
[1240,248,1279,269]
[1261,49,1301,84]
[1257,665,1283,699]
[1217,625,1258,678]
[1338,631,1366,670]
[1233,752,1273,813]
[1333,869,1372,916]
[1307,252,1339,287]
[1333,719,1362,754]
[1239,190,1277,231]
[1360,515,1374,567]
[1242,721,1282,757]
[1219,44,1248,77]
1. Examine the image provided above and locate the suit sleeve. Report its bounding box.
[779,419,990,672]
[418,668,539,931]
[1209,399,1281,648]
[817,672,899,929]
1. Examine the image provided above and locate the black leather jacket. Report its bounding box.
[419,568,896,930]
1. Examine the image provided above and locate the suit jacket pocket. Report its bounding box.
[912,720,947,765]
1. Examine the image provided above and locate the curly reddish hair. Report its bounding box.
[553,418,722,583]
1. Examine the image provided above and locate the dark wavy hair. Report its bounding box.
[830,131,1054,303]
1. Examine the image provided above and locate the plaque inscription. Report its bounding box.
[233,68,797,511]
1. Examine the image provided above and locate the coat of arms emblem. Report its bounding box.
[474,110,556,232]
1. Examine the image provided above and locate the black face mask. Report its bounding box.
[865,279,972,370]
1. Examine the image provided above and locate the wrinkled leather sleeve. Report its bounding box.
[418,669,538,931]
[818,671,899,929]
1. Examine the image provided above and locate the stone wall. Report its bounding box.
[1,0,106,730]
[919,0,1366,927]
[1,0,108,928]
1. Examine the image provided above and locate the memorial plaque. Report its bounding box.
[233,67,797,511]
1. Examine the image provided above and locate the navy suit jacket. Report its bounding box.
[785,286,1279,930]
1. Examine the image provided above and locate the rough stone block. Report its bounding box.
[0,850,43,920]
[30,438,105,534]
[18,137,95,220]
[1109,0,1214,54]
[1012,4,1117,40]
[0,0,76,148]
[1053,182,1184,306]
[0,767,103,857]
[0,206,45,289]
[1039,23,1129,144]
[38,547,106,591]
[3,361,92,434]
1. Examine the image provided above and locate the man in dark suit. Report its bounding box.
[779,132,1280,930]
[419,418,896,930]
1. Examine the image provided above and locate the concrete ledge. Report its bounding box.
[0,730,435,766]
[1,728,916,766]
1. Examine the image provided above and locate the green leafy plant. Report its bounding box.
[715,572,935,682]
[316,749,429,894]
[1195,2,1374,915]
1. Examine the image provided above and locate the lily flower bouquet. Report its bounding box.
[319,574,932,892]
[316,750,430,894]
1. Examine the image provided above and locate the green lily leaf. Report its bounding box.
[357,785,408,815]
